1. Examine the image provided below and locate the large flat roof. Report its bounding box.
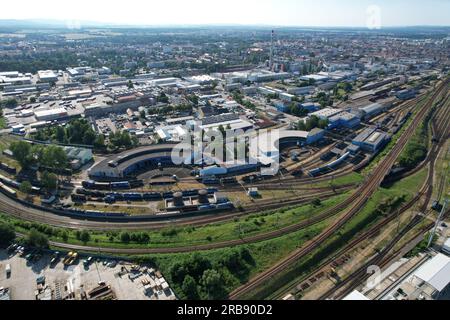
[413,253,450,292]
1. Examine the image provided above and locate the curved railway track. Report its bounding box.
[228,80,449,300]
[0,82,447,260]
[276,105,449,300]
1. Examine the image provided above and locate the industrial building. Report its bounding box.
[386,254,450,300]
[328,112,361,129]
[64,147,94,169]
[352,127,390,153]
[38,70,58,83]
[396,89,416,100]
[34,108,69,122]
[310,108,342,120]
[359,103,386,119]
[199,114,254,132]
[443,238,450,256]
[156,125,188,142]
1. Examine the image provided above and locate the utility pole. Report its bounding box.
[427,199,448,248]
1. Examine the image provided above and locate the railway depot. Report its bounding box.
[0,21,448,304]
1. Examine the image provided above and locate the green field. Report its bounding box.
[238,166,429,300]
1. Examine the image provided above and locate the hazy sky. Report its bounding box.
[1,0,449,27]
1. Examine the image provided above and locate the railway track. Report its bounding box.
[273,87,450,300]
[228,80,449,300]
[0,82,446,259]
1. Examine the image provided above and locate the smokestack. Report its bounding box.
[270,30,274,70]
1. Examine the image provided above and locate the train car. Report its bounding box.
[0,182,17,197]
[221,177,238,185]
[143,192,163,201]
[110,181,131,190]
[123,193,143,201]
[182,189,199,197]
[71,194,87,203]
[107,193,124,202]
[202,177,220,185]
[308,167,325,177]
[104,195,116,204]
[198,204,217,211]
[162,191,174,199]
[216,202,235,210]
[206,188,218,194]
[129,180,144,188]
[0,163,17,175]
[82,180,96,189]
[326,152,350,169]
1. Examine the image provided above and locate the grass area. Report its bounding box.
[1,192,351,250]
[238,166,429,300]
[132,219,329,300]
[313,172,364,188]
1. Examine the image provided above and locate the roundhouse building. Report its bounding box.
[88,144,185,179]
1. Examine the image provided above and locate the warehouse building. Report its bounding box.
[352,128,390,153]
[396,89,416,101]
[64,147,93,169]
[38,70,58,83]
[310,108,342,120]
[328,112,361,129]
[34,108,68,121]
[443,238,450,256]
[359,103,386,119]
[156,125,188,142]
[389,254,450,300]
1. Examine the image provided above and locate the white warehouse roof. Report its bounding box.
[413,253,450,292]
[342,290,370,301]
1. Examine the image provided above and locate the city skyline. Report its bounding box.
[0,0,449,28]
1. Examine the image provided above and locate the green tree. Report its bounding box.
[41,171,58,191]
[27,228,49,249]
[120,232,131,243]
[41,145,68,170]
[61,231,69,242]
[182,275,199,300]
[0,222,16,247]
[19,181,33,194]
[80,230,91,244]
[200,269,225,300]
[94,134,106,150]
[82,130,97,145]
[10,141,33,169]
[55,126,66,143]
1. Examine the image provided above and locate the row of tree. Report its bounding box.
[10,141,68,171]
[32,119,105,149]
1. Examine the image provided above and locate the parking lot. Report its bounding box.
[0,248,176,300]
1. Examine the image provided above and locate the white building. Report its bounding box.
[407,254,450,300]
[156,125,188,142]
[38,70,58,83]
[34,108,68,121]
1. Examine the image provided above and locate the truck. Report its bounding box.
[5,264,11,278]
